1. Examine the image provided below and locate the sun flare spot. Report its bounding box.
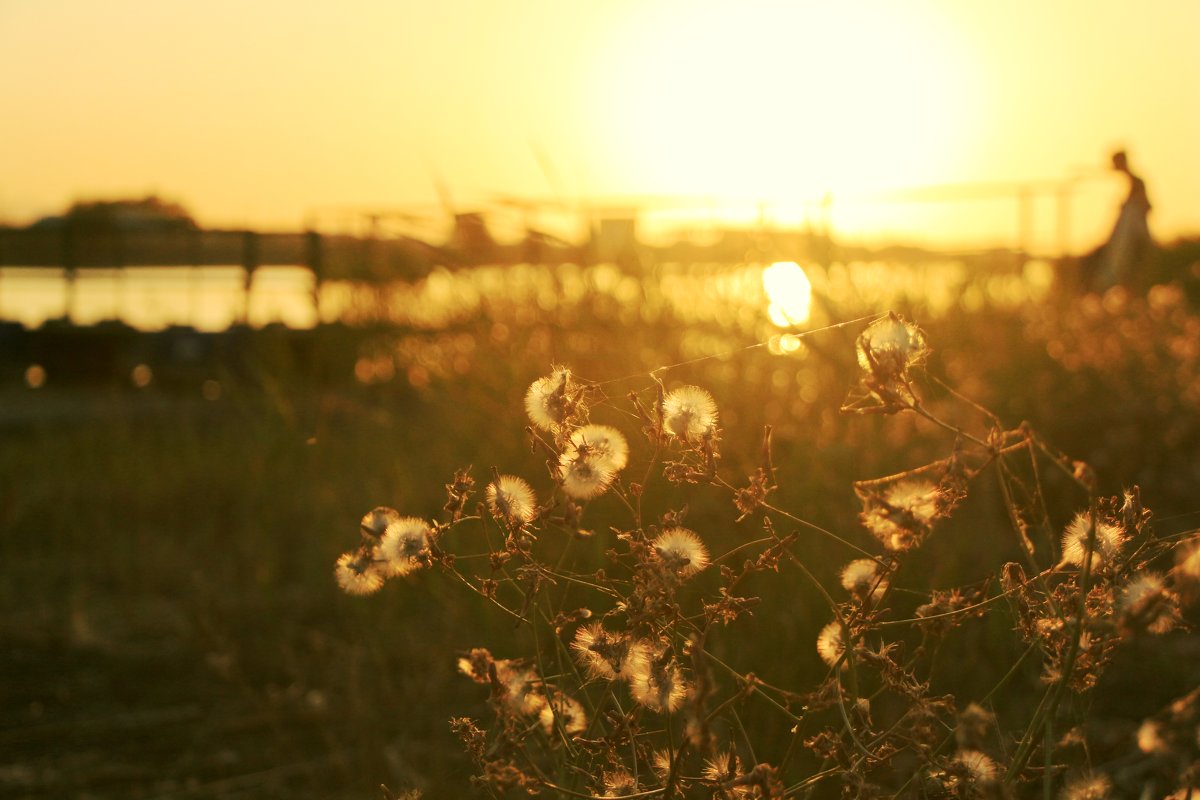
[762,261,813,327]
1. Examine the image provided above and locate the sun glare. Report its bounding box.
[595,2,980,214]
[762,261,813,327]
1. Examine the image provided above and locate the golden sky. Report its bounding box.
[1,0,1197,249]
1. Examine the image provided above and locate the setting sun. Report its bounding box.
[596,2,982,205]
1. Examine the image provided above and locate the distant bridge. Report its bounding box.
[0,220,823,282]
[0,227,467,283]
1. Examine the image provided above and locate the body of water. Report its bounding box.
[0,259,1053,334]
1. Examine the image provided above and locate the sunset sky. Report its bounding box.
[2,0,1197,250]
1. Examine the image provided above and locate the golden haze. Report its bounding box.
[0,0,1197,249]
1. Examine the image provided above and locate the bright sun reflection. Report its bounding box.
[762,261,813,327]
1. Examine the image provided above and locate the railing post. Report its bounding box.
[306,229,323,323]
[241,230,259,326]
[62,223,78,322]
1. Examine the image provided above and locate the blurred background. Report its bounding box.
[2,1,1199,797]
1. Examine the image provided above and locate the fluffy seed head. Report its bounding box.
[653,527,710,576]
[360,506,400,539]
[486,475,537,525]
[558,454,615,500]
[602,771,638,796]
[662,385,719,441]
[1060,512,1125,569]
[571,623,647,681]
[459,652,546,717]
[629,658,688,713]
[861,508,910,551]
[334,549,386,595]
[817,621,846,668]
[524,368,578,431]
[494,660,546,717]
[856,314,930,378]
[651,750,673,780]
[861,480,943,551]
[885,480,940,523]
[379,517,431,575]
[565,424,629,471]
[1119,573,1177,633]
[1060,773,1111,800]
[456,647,495,684]
[702,752,753,797]
[840,558,890,601]
[954,751,999,784]
[539,693,587,736]
[701,752,737,783]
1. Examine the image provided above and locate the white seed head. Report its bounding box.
[856,314,930,376]
[571,623,648,681]
[539,693,587,735]
[1060,773,1111,800]
[954,751,999,784]
[629,658,688,713]
[360,506,400,538]
[817,621,846,668]
[1060,512,1125,569]
[565,424,629,472]
[486,474,537,525]
[495,660,546,717]
[524,368,575,431]
[701,752,753,796]
[653,527,710,576]
[334,549,386,595]
[861,507,912,552]
[885,480,941,524]
[1120,573,1176,633]
[840,558,889,600]
[602,771,638,796]
[558,453,615,500]
[379,517,431,575]
[651,749,673,780]
[662,385,719,441]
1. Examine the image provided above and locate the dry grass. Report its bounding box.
[3,275,1200,798]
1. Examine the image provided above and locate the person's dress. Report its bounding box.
[1094,177,1153,290]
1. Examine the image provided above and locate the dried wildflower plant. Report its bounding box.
[842,312,931,413]
[331,312,1200,799]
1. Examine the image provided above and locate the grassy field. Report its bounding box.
[3,267,1199,798]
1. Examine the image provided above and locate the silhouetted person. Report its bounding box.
[1085,150,1154,291]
